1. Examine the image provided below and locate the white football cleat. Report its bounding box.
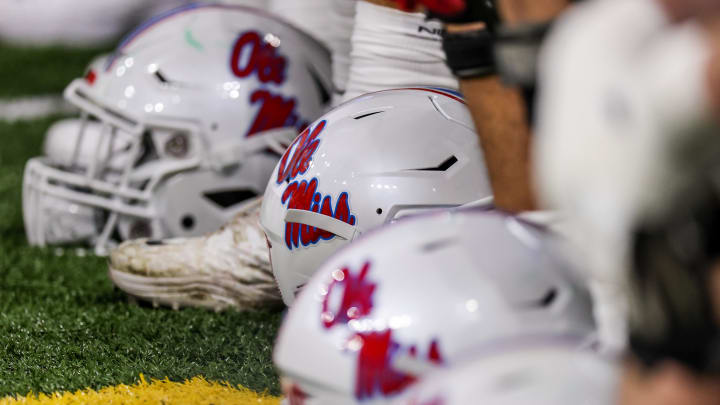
[108,198,282,311]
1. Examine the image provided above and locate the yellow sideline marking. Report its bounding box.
[0,374,281,405]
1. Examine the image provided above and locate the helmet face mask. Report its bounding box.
[259,88,494,305]
[23,4,332,254]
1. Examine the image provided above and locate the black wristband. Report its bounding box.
[442,29,496,79]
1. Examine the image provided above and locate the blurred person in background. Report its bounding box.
[535,0,720,350]
[523,0,720,403]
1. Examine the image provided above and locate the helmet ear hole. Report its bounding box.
[181,215,196,231]
[165,133,189,158]
[376,208,383,215]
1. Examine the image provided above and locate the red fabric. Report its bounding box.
[395,0,467,15]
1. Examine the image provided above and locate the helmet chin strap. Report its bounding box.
[284,209,358,241]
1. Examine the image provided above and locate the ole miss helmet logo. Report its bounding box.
[320,262,444,400]
[321,262,376,329]
[275,120,356,250]
[230,31,310,137]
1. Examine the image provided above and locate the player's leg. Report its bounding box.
[342,0,458,101]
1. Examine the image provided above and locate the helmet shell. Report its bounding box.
[274,209,597,403]
[260,88,492,304]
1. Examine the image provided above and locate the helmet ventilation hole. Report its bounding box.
[181,215,196,231]
[376,208,383,215]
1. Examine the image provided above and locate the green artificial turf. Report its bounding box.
[0,117,283,396]
[0,44,112,98]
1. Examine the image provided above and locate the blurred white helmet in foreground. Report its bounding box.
[23,3,332,254]
[274,209,597,404]
[259,88,492,305]
[396,340,618,405]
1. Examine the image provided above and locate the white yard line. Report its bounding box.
[0,95,76,121]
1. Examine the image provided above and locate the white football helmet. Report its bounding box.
[23,3,332,254]
[395,340,618,405]
[259,88,493,305]
[274,209,597,404]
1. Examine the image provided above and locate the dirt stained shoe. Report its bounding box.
[108,198,282,311]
